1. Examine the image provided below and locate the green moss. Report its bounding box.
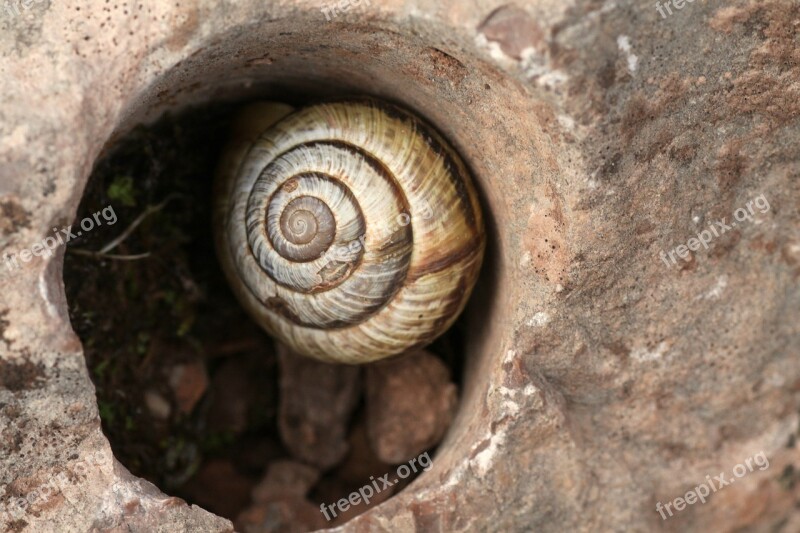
[107,176,137,207]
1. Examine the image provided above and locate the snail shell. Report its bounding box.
[214,100,485,364]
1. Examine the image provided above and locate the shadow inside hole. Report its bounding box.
[63,101,474,528]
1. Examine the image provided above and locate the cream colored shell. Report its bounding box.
[214,100,485,364]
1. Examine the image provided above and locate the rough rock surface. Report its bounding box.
[0,0,798,532]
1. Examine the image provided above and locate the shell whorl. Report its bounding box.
[215,100,485,364]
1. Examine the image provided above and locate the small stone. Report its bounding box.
[365,350,458,464]
[314,420,397,526]
[168,361,208,414]
[237,496,326,533]
[252,460,320,503]
[143,389,171,420]
[179,459,254,520]
[478,5,543,60]
[333,418,392,486]
[277,344,360,469]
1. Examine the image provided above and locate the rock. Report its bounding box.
[178,459,254,521]
[168,361,208,414]
[251,460,320,503]
[277,345,360,469]
[365,350,457,464]
[236,460,323,532]
[332,418,391,486]
[236,496,326,533]
[313,420,400,526]
[143,389,172,421]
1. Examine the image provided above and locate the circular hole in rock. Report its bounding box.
[61,16,515,527]
[63,100,484,529]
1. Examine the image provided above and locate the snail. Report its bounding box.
[214,99,485,364]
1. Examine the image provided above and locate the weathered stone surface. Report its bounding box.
[365,350,457,464]
[278,345,360,470]
[0,0,798,531]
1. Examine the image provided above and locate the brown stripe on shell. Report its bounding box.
[316,139,413,216]
[405,236,484,282]
[344,99,479,231]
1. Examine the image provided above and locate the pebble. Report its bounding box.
[277,344,360,469]
[365,350,458,464]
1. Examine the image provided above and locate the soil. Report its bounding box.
[62,103,464,529]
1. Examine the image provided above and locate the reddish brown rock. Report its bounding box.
[277,345,361,469]
[168,360,208,414]
[236,496,326,533]
[365,350,458,464]
[307,418,401,525]
[251,460,320,503]
[179,459,254,521]
[236,460,323,532]
[333,418,392,486]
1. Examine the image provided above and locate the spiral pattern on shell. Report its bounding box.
[215,100,485,364]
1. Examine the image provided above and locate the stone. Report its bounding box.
[277,344,360,469]
[236,461,324,532]
[168,361,208,415]
[236,496,326,533]
[333,418,392,486]
[251,460,320,503]
[143,390,171,421]
[315,420,399,526]
[365,350,458,464]
[178,460,254,522]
